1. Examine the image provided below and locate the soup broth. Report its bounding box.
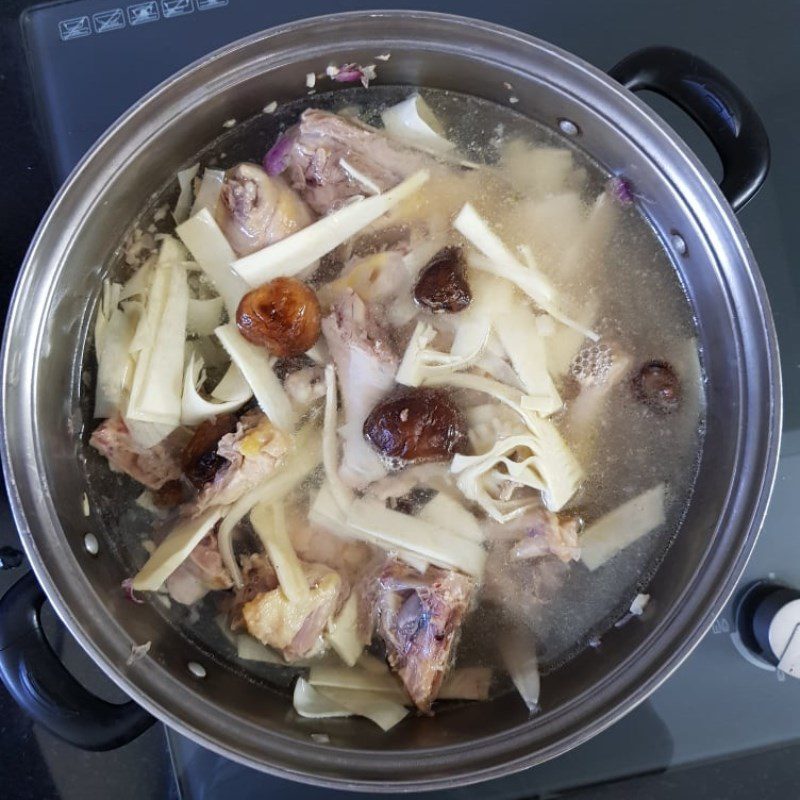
[82,85,704,718]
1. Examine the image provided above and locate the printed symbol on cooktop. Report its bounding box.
[712,618,731,634]
[195,0,229,10]
[93,9,126,33]
[127,1,160,25]
[162,0,194,17]
[58,15,91,40]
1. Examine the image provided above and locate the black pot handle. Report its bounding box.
[609,46,770,212]
[0,571,154,751]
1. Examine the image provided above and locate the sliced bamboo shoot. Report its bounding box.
[417,491,484,543]
[494,306,562,415]
[580,483,666,571]
[322,365,353,512]
[346,498,486,578]
[293,678,352,719]
[454,202,554,303]
[381,93,455,154]
[132,506,224,591]
[126,257,188,429]
[326,592,366,667]
[181,353,252,426]
[314,687,409,731]
[190,168,226,217]
[187,296,225,336]
[214,323,295,432]
[173,163,199,224]
[308,664,407,699]
[236,634,285,664]
[251,501,310,603]
[176,208,249,318]
[309,483,429,575]
[94,303,138,418]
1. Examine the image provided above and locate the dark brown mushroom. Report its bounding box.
[631,360,681,414]
[363,387,468,465]
[413,247,471,313]
[181,414,237,489]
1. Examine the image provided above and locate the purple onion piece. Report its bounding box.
[609,175,634,204]
[263,130,295,176]
[122,578,144,604]
[332,64,364,83]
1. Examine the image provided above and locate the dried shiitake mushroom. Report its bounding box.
[236,277,321,357]
[181,414,237,489]
[413,246,471,313]
[631,360,681,414]
[364,387,468,464]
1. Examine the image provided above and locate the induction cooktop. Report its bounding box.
[7,1,800,798]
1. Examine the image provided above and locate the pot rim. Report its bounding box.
[1,10,782,791]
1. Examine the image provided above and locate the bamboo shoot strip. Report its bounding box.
[132,506,224,591]
[176,208,249,319]
[580,483,666,571]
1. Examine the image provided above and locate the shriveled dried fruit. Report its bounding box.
[364,387,468,465]
[631,360,681,413]
[413,246,471,313]
[236,277,321,357]
[181,414,237,489]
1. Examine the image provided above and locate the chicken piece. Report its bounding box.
[165,532,233,605]
[89,414,187,490]
[486,502,581,561]
[196,410,290,511]
[283,365,326,409]
[483,550,570,627]
[227,553,278,632]
[278,110,428,214]
[291,521,380,586]
[374,560,473,712]
[215,163,314,256]
[509,507,581,564]
[321,290,399,488]
[242,562,343,661]
[483,504,575,621]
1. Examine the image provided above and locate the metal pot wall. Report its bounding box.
[0,11,780,791]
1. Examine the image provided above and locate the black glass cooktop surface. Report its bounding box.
[3,1,800,798]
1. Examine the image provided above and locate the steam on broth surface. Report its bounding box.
[83,86,704,725]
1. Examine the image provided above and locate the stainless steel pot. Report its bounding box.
[0,11,781,791]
